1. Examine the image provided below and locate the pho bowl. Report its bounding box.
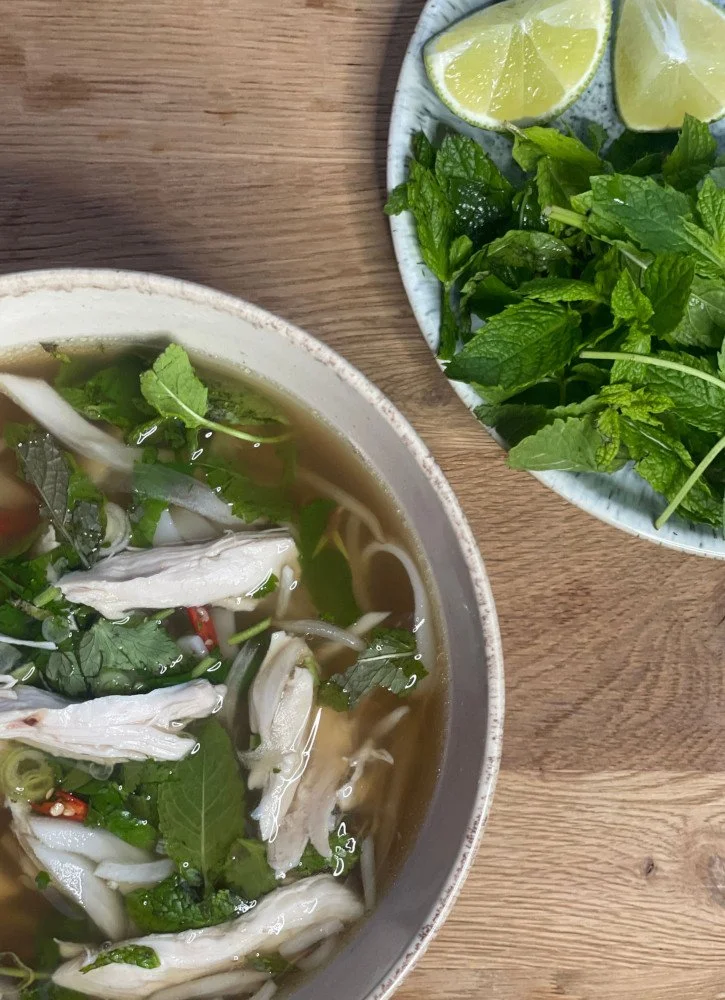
[0,268,503,1000]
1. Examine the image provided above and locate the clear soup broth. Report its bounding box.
[0,342,445,999]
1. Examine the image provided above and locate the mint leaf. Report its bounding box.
[607,130,678,175]
[588,174,692,254]
[463,274,521,319]
[158,720,246,890]
[81,945,159,974]
[384,183,409,215]
[406,159,453,282]
[623,350,725,435]
[446,302,581,392]
[298,499,359,626]
[641,253,695,336]
[662,114,717,191]
[512,125,603,175]
[126,873,250,933]
[697,177,725,255]
[507,416,610,472]
[434,134,512,245]
[412,131,435,169]
[323,628,427,709]
[619,417,721,526]
[535,156,591,211]
[296,821,360,877]
[57,357,152,431]
[223,838,278,899]
[140,344,209,429]
[518,277,604,303]
[207,381,283,427]
[610,271,653,325]
[485,230,572,273]
[669,277,725,348]
[201,457,292,524]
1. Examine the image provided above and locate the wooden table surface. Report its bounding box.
[3,2,725,997]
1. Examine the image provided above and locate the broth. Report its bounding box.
[0,343,446,998]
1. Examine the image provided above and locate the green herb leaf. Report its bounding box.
[81,945,160,974]
[512,125,604,175]
[507,416,611,472]
[78,618,184,692]
[201,457,292,524]
[669,277,725,348]
[322,628,427,709]
[298,499,359,627]
[383,183,409,215]
[641,253,695,336]
[621,350,725,435]
[207,381,283,428]
[140,344,209,429]
[518,277,604,303]
[57,357,152,431]
[662,114,717,191]
[434,133,512,245]
[610,270,653,325]
[484,230,572,273]
[406,159,454,283]
[296,820,361,877]
[607,129,678,175]
[588,174,692,254]
[125,873,251,934]
[223,838,278,899]
[446,302,581,392]
[129,498,168,547]
[158,720,246,890]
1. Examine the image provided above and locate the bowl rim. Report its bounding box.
[0,265,505,999]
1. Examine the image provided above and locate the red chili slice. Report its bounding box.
[186,607,218,651]
[32,790,89,822]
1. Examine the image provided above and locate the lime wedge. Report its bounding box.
[614,0,725,131]
[424,0,611,130]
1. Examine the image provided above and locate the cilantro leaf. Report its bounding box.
[81,945,159,974]
[298,499,360,626]
[125,873,251,934]
[223,837,278,899]
[321,628,427,709]
[158,720,246,890]
[446,302,582,392]
[507,416,612,472]
[140,344,209,429]
[662,114,717,191]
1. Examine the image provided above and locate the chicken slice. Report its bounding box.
[53,874,364,999]
[0,680,225,763]
[241,633,316,842]
[57,531,299,619]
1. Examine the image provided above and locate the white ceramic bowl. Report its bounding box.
[0,268,504,1000]
[388,0,725,559]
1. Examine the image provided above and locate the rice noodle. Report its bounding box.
[294,933,340,972]
[360,837,376,912]
[276,619,365,651]
[371,705,410,742]
[0,373,141,473]
[0,634,57,651]
[297,469,384,543]
[278,918,345,960]
[147,970,270,1000]
[248,982,278,1000]
[275,564,296,619]
[361,542,434,673]
[95,858,175,892]
[315,611,390,664]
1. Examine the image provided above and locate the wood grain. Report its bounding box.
[2,1,725,996]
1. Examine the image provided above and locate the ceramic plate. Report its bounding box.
[387,0,725,558]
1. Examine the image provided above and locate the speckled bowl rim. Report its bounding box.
[0,266,504,1000]
[387,0,725,561]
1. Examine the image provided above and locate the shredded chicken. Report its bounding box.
[0,680,225,763]
[241,632,317,843]
[58,531,299,618]
[53,875,364,999]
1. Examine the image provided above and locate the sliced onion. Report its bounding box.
[95,858,175,892]
[152,509,182,547]
[275,564,296,619]
[361,542,434,674]
[55,940,89,960]
[0,373,140,473]
[100,503,132,558]
[297,469,385,542]
[276,619,365,651]
[210,606,237,660]
[170,507,219,543]
[360,837,376,912]
[219,640,263,732]
[278,918,345,960]
[134,464,242,528]
[316,611,390,664]
[147,969,269,1000]
[177,634,210,661]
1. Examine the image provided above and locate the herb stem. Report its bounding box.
[190,656,218,678]
[580,351,725,393]
[34,586,61,608]
[229,618,272,645]
[159,385,291,445]
[0,966,49,981]
[655,433,725,530]
[546,206,589,230]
